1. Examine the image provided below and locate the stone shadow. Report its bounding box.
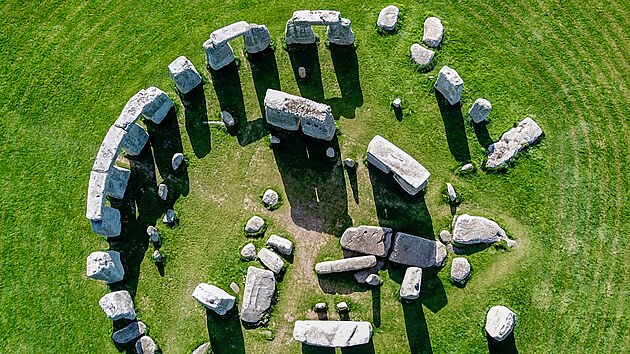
[340,339,376,354]
[207,307,246,354]
[287,43,325,102]
[487,332,518,354]
[435,91,471,163]
[248,47,281,117]
[346,165,359,204]
[472,121,494,148]
[301,345,335,354]
[179,85,211,158]
[388,263,447,313]
[402,299,434,354]
[327,44,363,119]
[372,286,381,327]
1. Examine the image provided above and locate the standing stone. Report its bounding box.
[192,283,236,315]
[162,209,176,225]
[439,230,452,244]
[388,232,447,268]
[377,5,399,31]
[434,66,463,105]
[270,135,281,144]
[157,183,168,201]
[354,259,385,284]
[241,243,257,260]
[229,282,240,293]
[469,98,492,123]
[243,24,271,53]
[452,214,512,245]
[327,18,355,46]
[298,66,307,79]
[241,266,276,324]
[336,302,349,312]
[168,56,202,94]
[365,274,381,286]
[153,250,164,263]
[121,123,149,156]
[192,343,211,354]
[258,248,284,274]
[203,41,235,71]
[245,216,265,234]
[450,257,471,284]
[392,98,402,108]
[446,183,457,202]
[486,306,516,341]
[400,267,422,300]
[261,189,279,208]
[112,321,147,344]
[171,153,184,170]
[86,250,125,283]
[410,43,435,67]
[423,17,444,47]
[90,206,122,237]
[461,163,474,172]
[326,147,335,158]
[221,111,235,127]
[293,320,372,347]
[266,234,293,256]
[142,86,174,124]
[135,336,157,354]
[315,255,377,275]
[344,158,355,168]
[486,117,544,169]
[340,226,393,257]
[99,290,136,321]
[315,302,327,311]
[285,21,316,45]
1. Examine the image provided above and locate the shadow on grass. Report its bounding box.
[317,271,368,295]
[248,47,281,116]
[327,44,363,119]
[288,43,325,102]
[388,263,447,313]
[372,286,381,327]
[207,307,246,354]
[487,332,518,354]
[341,339,376,354]
[402,300,434,354]
[302,345,335,354]
[472,121,494,148]
[346,165,359,204]
[179,85,211,158]
[435,90,471,163]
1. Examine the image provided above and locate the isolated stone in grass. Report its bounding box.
[157,183,168,201]
[245,216,265,235]
[410,43,435,67]
[146,225,160,243]
[257,248,284,274]
[439,230,452,244]
[86,250,124,284]
[171,153,184,170]
[99,290,136,321]
[389,232,447,268]
[293,320,372,347]
[266,234,293,256]
[326,147,335,158]
[153,250,164,263]
[241,243,257,260]
[298,66,307,79]
[315,302,327,311]
[423,17,444,47]
[192,343,210,354]
[135,335,158,354]
[336,301,349,312]
[270,135,281,144]
[354,259,385,284]
[365,274,381,286]
[241,266,276,324]
[452,214,513,246]
[485,117,543,169]
[486,306,516,341]
[261,189,279,209]
[340,225,393,257]
[344,158,355,168]
[315,255,377,275]
[461,163,474,172]
[434,66,463,105]
[469,98,492,123]
[229,282,240,294]
[447,183,457,202]
[377,5,399,31]
[192,283,236,315]
[392,98,402,108]
[112,321,146,344]
[450,257,471,284]
[162,209,176,225]
[168,56,202,94]
[221,110,235,127]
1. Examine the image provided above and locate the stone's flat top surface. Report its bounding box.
[410,43,435,66]
[86,171,107,220]
[92,125,126,173]
[367,135,431,191]
[452,214,508,245]
[266,234,293,255]
[436,66,463,86]
[192,283,236,315]
[293,320,373,347]
[486,117,543,168]
[245,215,265,234]
[241,243,256,259]
[292,10,342,24]
[86,250,124,283]
[450,257,471,283]
[315,255,377,274]
[377,5,399,31]
[340,225,393,257]
[99,290,136,321]
[486,305,516,341]
[112,321,146,344]
[114,90,148,131]
[265,89,332,123]
[241,266,275,323]
[210,21,251,45]
[469,98,492,123]
[400,266,422,300]
[257,248,284,274]
[423,16,444,47]
[388,232,447,268]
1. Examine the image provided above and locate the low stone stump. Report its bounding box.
[168,56,202,94]
[157,183,168,201]
[354,259,385,284]
[469,98,492,123]
[293,320,373,347]
[340,225,393,257]
[423,17,444,47]
[486,306,516,341]
[450,257,471,284]
[400,267,422,300]
[315,255,377,274]
[245,215,265,235]
[112,321,147,344]
[171,152,184,170]
[192,283,236,315]
[261,189,279,209]
[266,234,293,256]
[241,243,256,260]
[135,335,158,354]
[86,250,124,283]
[99,290,136,321]
[377,5,399,31]
[410,43,435,68]
[241,266,275,324]
[258,248,284,274]
[434,66,463,105]
[388,232,447,268]
[452,214,513,246]
[486,117,543,168]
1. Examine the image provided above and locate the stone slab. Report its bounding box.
[315,255,377,274]
[340,225,392,257]
[293,320,372,347]
[388,232,447,268]
[486,117,543,168]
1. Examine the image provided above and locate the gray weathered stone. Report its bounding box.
[293,320,372,347]
[221,111,235,127]
[434,66,463,105]
[285,21,316,45]
[261,189,279,208]
[452,214,511,245]
[241,243,256,260]
[392,98,402,108]
[367,135,431,195]
[135,336,157,354]
[270,135,281,144]
[143,86,174,124]
[315,255,377,274]
[99,290,136,321]
[336,302,349,312]
[107,165,131,199]
[157,183,168,201]
[192,343,210,354]
[86,250,124,283]
[327,18,355,46]
[377,5,399,31]
[326,147,335,158]
[410,43,435,67]
[162,209,176,225]
[210,21,251,46]
[344,158,355,168]
[292,10,342,25]
[388,232,447,268]
[86,171,108,221]
[168,56,202,94]
[171,153,184,170]
[92,125,126,173]
[266,234,293,256]
[245,216,265,234]
[486,117,543,169]
[486,306,516,341]
[243,24,271,53]
[446,183,457,202]
[340,225,393,257]
[439,230,452,244]
[147,226,160,243]
[315,302,327,311]
[400,266,422,300]
[354,259,385,283]
[153,250,164,263]
[114,90,148,131]
[90,206,122,237]
[469,98,492,123]
[461,163,474,172]
[203,40,235,71]
[423,17,444,47]
[241,266,276,324]
[112,321,146,344]
[258,248,284,274]
[229,282,240,294]
[450,257,471,284]
[298,66,307,79]
[120,123,149,156]
[192,283,236,315]
[365,274,380,286]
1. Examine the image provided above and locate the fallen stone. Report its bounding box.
[229,282,240,294]
[168,56,202,94]
[192,343,210,354]
[486,306,516,341]
[434,66,463,105]
[336,302,349,312]
[153,250,164,263]
[461,163,474,172]
[171,153,184,170]
[157,183,168,201]
[469,98,492,123]
[410,43,435,67]
[112,321,147,344]
[354,259,385,284]
[439,230,452,244]
[270,135,281,144]
[86,250,124,283]
[266,234,293,256]
[245,216,265,234]
[486,117,543,168]
[450,257,471,284]
[99,290,136,321]
[447,183,457,202]
[377,5,399,31]
[340,225,393,257]
[344,158,355,168]
[315,255,377,275]
[365,274,380,286]
[261,189,279,208]
[243,24,271,53]
[258,248,284,274]
[367,135,431,195]
[143,86,174,124]
[423,17,444,47]
[400,266,422,300]
[135,336,157,354]
[326,147,335,158]
[315,302,327,311]
[241,243,256,260]
[293,320,372,347]
[298,66,307,79]
[221,111,235,127]
[192,283,236,315]
[392,98,401,108]
[162,209,176,225]
[452,214,511,245]
[388,232,447,268]
[241,266,276,324]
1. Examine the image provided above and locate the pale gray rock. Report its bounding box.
[92,125,126,173]
[266,234,293,255]
[114,90,148,131]
[99,290,136,321]
[298,66,307,79]
[434,66,463,105]
[192,283,236,315]
[243,24,271,53]
[365,274,381,285]
[86,171,108,221]
[315,302,327,311]
[285,21,316,45]
[229,282,240,294]
[447,183,457,202]
[153,250,164,263]
[344,158,355,168]
[270,135,281,144]
[315,255,377,274]
[121,123,149,156]
[439,230,452,244]
[241,266,276,324]
[410,43,435,67]
[112,321,146,344]
[486,306,516,341]
[146,226,160,243]
[90,206,122,237]
[86,250,124,283]
[461,163,474,172]
[258,248,284,274]
[452,214,511,245]
[192,343,210,354]
[241,243,256,260]
[291,10,342,25]
[377,5,399,31]
[162,209,176,225]
[388,232,447,268]
[107,165,131,199]
[392,98,401,108]
[336,302,349,312]
[171,153,184,170]
[450,257,471,284]
[423,17,444,47]
[367,135,431,195]
[326,147,335,158]
[158,183,168,201]
[327,18,355,46]
[354,259,385,284]
[261,189,279,208]
[340,225,393,257]
[400,266,422,300]
[210,21,251,46]
[203,40,235,71]
[221,111,235,127]
[293,320,372,347]
[486,117,543,168]
[135,336,157,354]
[168,56,202,94]
[469,98,492,123]
[245,216,265,234]
[143,86,174,124]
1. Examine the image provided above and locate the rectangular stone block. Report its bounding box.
[114,90,149,131]
[264,89,335,140]
[388,232,447,268]
[142,87,173,124]
[315,255,377,274]
[92,126,126,173]
[121,123,148,156]
[90,206,121,237]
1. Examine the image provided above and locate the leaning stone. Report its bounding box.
[344,158,355,168]
[243,24,271,53]
[241,266,276,324]
[245,216,265,234]
[336,302,349,312]
[486,306,516,341]
[423,17,444,47]
[157,183,168,201]
[400,266,422,300]
[162,209,176,225]
[365,274,380,285]
[293,320,372,347]
[439,230,452,244]
[450,257,471,284]
[354,259,385,284]
[171,153,184,170]
[377,5,399,31]
[452,214,510,245]
[367,135,431,195]
[258,248,284,274]
[469,98,492,123]
[229,282,240,294]
[388,232,447,268]
[135,336,157,354]
[221,111,235,127]
[340,225,393,257]
[241,243,256,260]
[146,226,160,243]
[99,290,136,321]
[326,147,335,158]
[261,189,279,208]
[315,255,377,275]
[266,234,293,256]
[315,302,327,311]
[486,117,543,169]
[192,343,211,354]
[298,66,307,79]
[192,283,236,315]
[86,250,124,283]
[434,66,463,105]
[112,321,147,344]
[410,43,435,67]
[446,183,457,202]
[168,56,202,94]
[143,86,174,124]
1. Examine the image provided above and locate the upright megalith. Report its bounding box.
[285,10,355,46]
[423,17,444,47]
[293,320,373,347]
[86,250,125,283]
[203,21,271,70]
[434,66,463,105]
[192,283,236,315]
[400,267,422,300]
[243,24,271,53]
[99,290,136,321]
[241,266,276,324]
[486,306,516,341]
[468,98,492,123]
[486,117,543,168]
[168,56,202,94]
[142,86,174,124]
[121,123,149,156]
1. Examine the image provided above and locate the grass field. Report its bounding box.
[2,0,630,353]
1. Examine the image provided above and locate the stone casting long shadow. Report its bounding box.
[487,332,518,354]
[388,263,447,314]
[207,307,246,354]
[180,85,211,158]
[435,91,471,163]
[328,44,363,119]
[288,43,325,102]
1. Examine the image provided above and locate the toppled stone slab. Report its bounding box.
[241,243,256,260]
[168,56,202,94]
[434,66,463,105]
[486,306,516,341]
[486,117,543,169]
[293,320,372,347]
[86,250,124,283]
[340,226,393,257]
[354,259,385,284]
[400,266,422,300]
[367,135,431,195]
[315,255,377,275]
[99,290,136,321]
[452,214,512,245]
[410,43,435,67]
[423,17,444,47]
[143,87,174,124]
[377,5,399,31]
[241,266,275,324]
[446,183,457,202]
[388,232,447,268]
[192,283,236,315]
[210,21,251,46]
[245,216,265,234]
[135,336,157,354]
[266,234,293,256]
[261,189,279,208]
[112,321,146,344]
[469,98,492,123]
[258,248,284,274]
[450,257,471,284]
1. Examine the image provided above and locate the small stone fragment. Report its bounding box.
[99,290,136,321]
[270,135,281,144]
[336,301,349,312]
[153,250,164,263]
[245,216,265,234]
[461,163,474,172]
[410,43,435,67]
[469,98,492,123]
[266,234,293,256]
[354,259,385,284]
[162,209,176,225]
[172,153,184,170]
[365,274,380,286]
[485,306,516,341]
[450,257,471,284]
[229,282,240,294]
[298,66,307,79]
[146,226,160,243]
[344,158,355,168]
[258,248,284,274]
[192,283,236,315]
[439,230,452,244]
[423,17,444,47]
[315,302,327,311]
[112,321,147,344]
[157,183,168,201]
[241,243,257,260]
[86,250,125,283]
[315,255,377,275]
[192,343,211,354]
[392,98,401,108]
[377,5,399,31]
[221,110,235,127]
[135,335,158,354]
[326,147,335,158]
[446,183,457,202]
[261,189,279,208]
[400,267,422,300]
[293,320,372,347]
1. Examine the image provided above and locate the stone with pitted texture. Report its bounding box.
[434,66,463,105]
[354,259,385,284]
[203,40,235,71]
[327,18,355,46]
[400,266,422,300]
[486,117,543,169]
[469,98,492,123]
[135,336,157,354]
[258,248,284,274]
[266,234,293,256]
[241,243,256,260]
[90,206,122,237]
[99,290,136,321]
[377,5,399,31]
[450,257,471,284]
[447,183,457,202]
[120,123,149,156]
[243,24,271,53]
[315,255,377,274]
[486,306,516,341]
[157,183,168,201]
[86,250,124,283]
[423,17,444,47]
[410,43,435,67]
[261,189,279,208]
[142,87,174,124]
[293,320,372,347]
[340,225,393,257]
[112,321,146,344]
[245,216,265,234]
[192,283,236,315]
[210,21,251,46]
[92,126,126,173]
[241,266,276,324]
[168,56,202,94]
[452,214,512,246]
[389,232,447,268]
[171,153,184,170]
[292,10,342,25]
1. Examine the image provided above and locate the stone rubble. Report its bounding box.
[315,255,377,274]
[389,232,447,268]
[192,283,236,315]
[340,225,393,257]
[486,117,543,168]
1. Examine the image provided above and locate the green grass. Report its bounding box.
[1,0,630,352]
